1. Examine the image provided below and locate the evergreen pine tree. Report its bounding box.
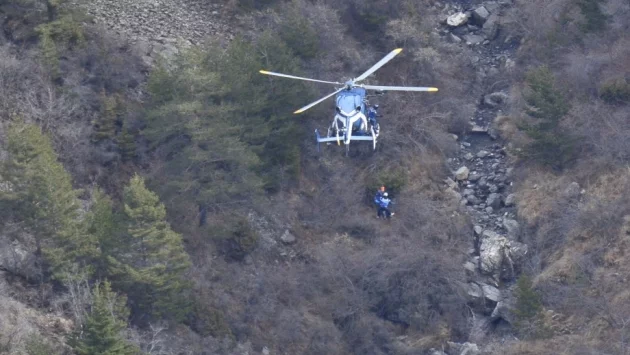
[109,175,192,321]
[92,93,119,143]
[0,121,98,280]
[116,123,137,162]
[85,188,120,279]
[70,281,138,355]
[520,66,576,169]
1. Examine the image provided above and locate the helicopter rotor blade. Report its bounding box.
[354,48,404,83]
[260,70,343,86]
[362,85,439,92]
[294,88,344,114]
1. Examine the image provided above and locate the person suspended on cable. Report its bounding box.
[377,192,394,219]
[368,104,380,137]
[374,185,385,206]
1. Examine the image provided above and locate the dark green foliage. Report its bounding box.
[117,123,137,162]
[366,166,408,197]
[278,4,320,59]
[576,0,608,33]
[108,175,192,321]
[600,78,630,104]
[519,66,577,169]
[514,275,551,339]
[145,32,312,212]
[0,121,98,280]
[187,300,233,338]
[515,275,542,321]
[70,281,138,355]
[93,93,120,143]
[86,189,119,278]
[221,217,259,260]
[35,14,84,79]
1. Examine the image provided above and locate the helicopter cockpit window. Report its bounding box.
[337,95,360,113]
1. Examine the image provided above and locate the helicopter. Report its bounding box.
[259,48,438,156]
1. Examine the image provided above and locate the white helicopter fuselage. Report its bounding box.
[335,111,367,144]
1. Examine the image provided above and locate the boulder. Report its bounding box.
[506,240,528,264]
[464,152,475,161]
[503,219,520,240]
[455,166,470,181]
[504,193,516,206]
[464,261,477,274]
[280,230,296,244]
[445,177,458,189]
[491,299,516,324]
[481,283,501,302]
[446,188,463,202]
[463,189,475,197]
[483,92,509,108]
[466,282,483,298]
[476,150,490,158]
[468,173,482,182]
[449,33,463,44]
[471,6,490,25]
[447,12,470,27]
[479,231,507,276]
[474,225,483,236]
[0,236,37,279]
[486,193,502,209]
[464,34,485,45]
[481,14,500,40]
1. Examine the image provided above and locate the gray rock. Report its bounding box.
[481,283,501,302]
[483,92,509,108]
[464,34,485,45]
[479,232,508,276]
[503,219,520,240]
[464,261,477,274]
[504,193,516,206]
[463,189,475,197]
[474,225,483,235]
[486,193,502,209]
[280,230,296,244]
[464,152,475,161]
[467,282,483,298]
[447,12,470,27]
[0,236,37,279]
[485,206,494,214]
[467,196,482,205]
[446,188,463,202]
[476,150,490,158]
[481,14,500,40]
[445,177,458,189]
[506,240,528,264]
[449,33,463,43]
[472,6,490,24]
[455,166,470,181]
[468,173,482,182]
[491,299,516,324]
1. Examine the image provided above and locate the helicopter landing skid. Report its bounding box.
[315,129,377,154]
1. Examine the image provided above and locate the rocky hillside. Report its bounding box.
[2,0,630,353]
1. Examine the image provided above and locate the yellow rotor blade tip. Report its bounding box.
[260,70,270,74]
[429,87,439,92]
[294,109,304,114]
[394,48,403,54]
